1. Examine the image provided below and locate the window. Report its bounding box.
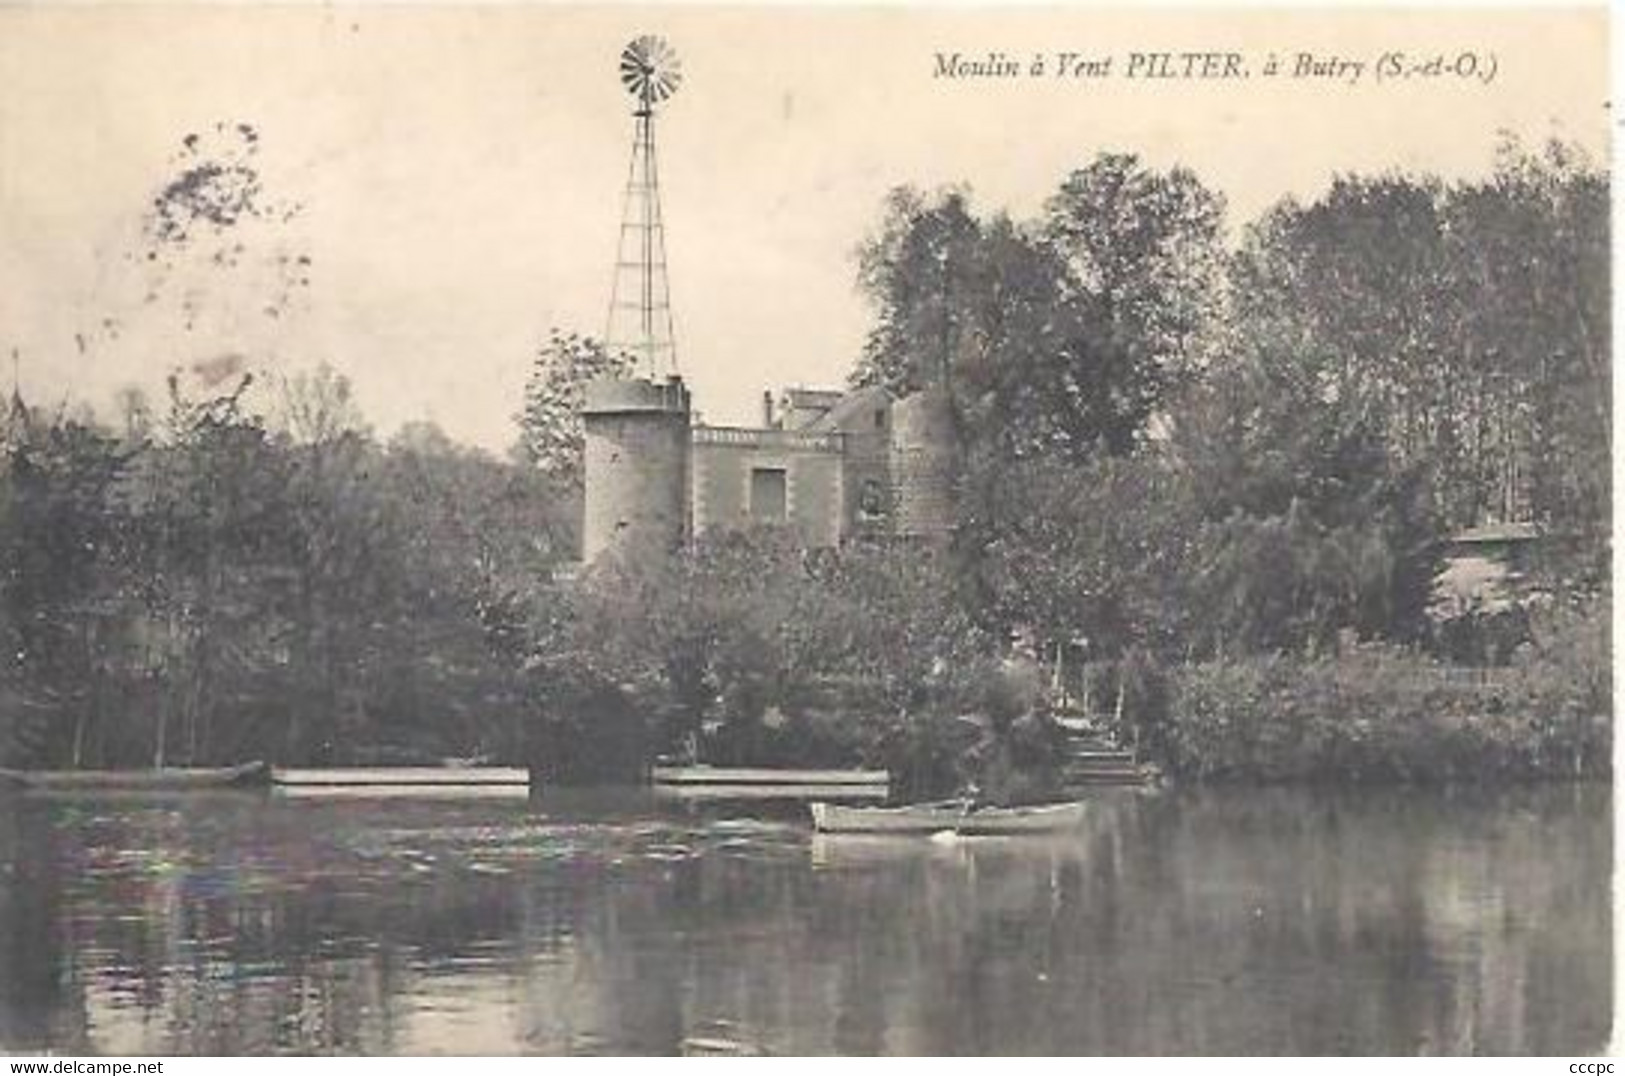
[750,468,788,522]
[858,477,888,522]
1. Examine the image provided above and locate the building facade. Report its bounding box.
[581,376,949,562]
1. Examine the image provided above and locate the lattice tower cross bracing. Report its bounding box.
[605,36,682,378]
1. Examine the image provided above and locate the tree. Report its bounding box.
[0,405,133,766]
[119,373,301,766]
[552,530,998,778]
[853,160,1227,468]
[1043,153,1228,418]
[375,423,573,761]
[274,365,383,762]
[1441,138,1609,539]
[1227,143,1608,548]
[1230,174,1455,509]
[962,454,1196,660]
[514,330,633,485]
[851,186,985,397]
[1167,338,1439,657]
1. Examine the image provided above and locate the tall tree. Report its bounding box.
[123,374,299,765]
[854,160,1227,466]
[1043,153,1228,409]
[1226,142,1608,554]
[963,453,1196,659]
[1441,138,1610,537]
[276,365,382,761]
[0,407,132,766]
[851,186,985,397]
[1168,336,1439,657]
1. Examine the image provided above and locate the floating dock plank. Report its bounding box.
[273,767,531,788]
[0,762,271,792]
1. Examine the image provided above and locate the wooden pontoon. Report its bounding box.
[0,760,272,792]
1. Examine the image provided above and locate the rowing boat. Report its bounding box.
[0,760,272,792]
[651,766,889,787]
[809,799,1086,835]
[958,801,1087,835]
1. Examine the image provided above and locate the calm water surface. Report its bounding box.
[0,782,1609,1055]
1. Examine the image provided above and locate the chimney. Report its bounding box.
[762,390,775,428]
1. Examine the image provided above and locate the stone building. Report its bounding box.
[581,375,953,562]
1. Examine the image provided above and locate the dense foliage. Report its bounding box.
[0,371,571,768]
[539,530,1014,795]
[1159,597,1610,782]
[855,140,1606,669]
[1,137,1608,786]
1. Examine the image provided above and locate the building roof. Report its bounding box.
[806,385,891,433]
[780,387,845,408]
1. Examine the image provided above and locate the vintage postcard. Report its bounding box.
[0,4,1610,1057]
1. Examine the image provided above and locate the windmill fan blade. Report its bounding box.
[621,47,646,73]
[619,35,680,102]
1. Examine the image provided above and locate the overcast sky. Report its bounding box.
[0,5,1607,452]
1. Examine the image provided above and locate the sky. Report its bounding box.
[0,4,1609,452]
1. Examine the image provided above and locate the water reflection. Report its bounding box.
[0,783,1608,1055]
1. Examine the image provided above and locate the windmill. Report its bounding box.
[605,34,683,377]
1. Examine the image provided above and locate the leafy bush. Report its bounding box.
[1161,596,1610,782]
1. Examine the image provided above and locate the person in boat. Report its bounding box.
[969,731,1058,808]
[958,638,1063,808]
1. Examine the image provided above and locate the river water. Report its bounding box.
[0,782,1609,1055]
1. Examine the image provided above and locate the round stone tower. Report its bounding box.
[889,386,958,541]
[581,375,692,564]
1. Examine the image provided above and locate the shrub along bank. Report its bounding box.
[1155,599,1610,784]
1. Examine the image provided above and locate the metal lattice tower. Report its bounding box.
[605,35,682,378]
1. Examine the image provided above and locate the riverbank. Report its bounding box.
[1153,608,1609,783]
[766,600,1613,793]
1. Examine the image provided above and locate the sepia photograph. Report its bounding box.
[0,3,1611,1057]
